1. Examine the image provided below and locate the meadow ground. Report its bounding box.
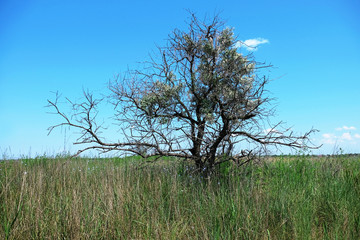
[1,154,360,239]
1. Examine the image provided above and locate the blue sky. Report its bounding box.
[1,0,359,158]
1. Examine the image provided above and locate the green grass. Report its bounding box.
[1,155,360,239]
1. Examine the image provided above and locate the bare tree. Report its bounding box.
[48,13,318,172]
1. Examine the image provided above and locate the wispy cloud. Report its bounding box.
[341,132,352,141]
[235,38,269,51]
[322,133,337,144]
[322,132,358,144]
[264,128,280,134]
[335,126,356,131]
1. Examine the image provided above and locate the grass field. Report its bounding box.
[1,155,360,239]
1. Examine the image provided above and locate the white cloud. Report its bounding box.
[335,126,356,131]
[322,133,334,139]
[320,127,360,152]
[236,38,269,51]
[322,132,359,145]
[322,133,336,144]
[264,128,280,134]
[341,132,352,141]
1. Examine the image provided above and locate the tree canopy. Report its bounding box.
[48,13,317,172]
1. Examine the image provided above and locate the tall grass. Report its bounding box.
[1,155,359,239]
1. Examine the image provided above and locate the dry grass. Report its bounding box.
[1,155,360,239]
